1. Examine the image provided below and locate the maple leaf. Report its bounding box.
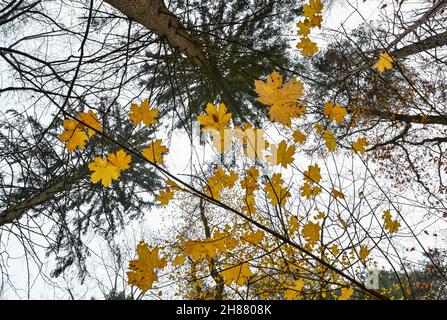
[296,20,312,37]
[264,173,291,207]
[284,279,304,300]
[324,102,347,123]
[266,140,296,168]
[156,189,174,205]
[322,129,336,152]
[107,149,131,171]
[128,99,159,126]
[304,164,321,184]
[309,14,323,28]
[314,122,324,134]
[76,110,102,136]
[297,37,318,57]
[221,262,252,286]
[254,71,305,127]
[197,103,232,132]
[59,119,88,151]
[300,182,322,199]
[303,0,323,18]
[359,245,370,263]
[302,221,320,244]
[142,139,168,164]
[241,230,264,245]
[382,209,400,234]
[127,241,167,292]
[352,137,368,154]
[88,157,120,187]
[373,52,394,73]
[338,287,354,300]
[293,129,307,144]
[331,188,345,199]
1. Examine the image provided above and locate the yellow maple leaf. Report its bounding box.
[297,37,318,57]
[303,0,323,18]
[241,193,256,215]
[156,189,174,205]
[293,129,307,144]
[172,255,186,266]
[127,241,167,292]
[221,262,252,286]
[324,102,347,123]
[304,164,321,184]
[284,279,304,300]
[373,52,394,73]
[128,99,158,126]
[338,287,354,300]
[264,173,291,207]
[76,110,102,136]
[359,245,370,263]
[266,140,296,168]
[322,129,336,152]
[254,71,305,127]
[352,137,368,154]
[302,221,320,244]
[59,119,89,151]
[296,20,312,37]
[107,149,131,171]
[331,188,345,199]
[300,182,322,199]
[197,103,232,132]
[241,230,264,245]
[88,157,120,187]
[142,139,168,164]
[382,209,400,234]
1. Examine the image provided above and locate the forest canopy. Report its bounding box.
[0,0,447,300]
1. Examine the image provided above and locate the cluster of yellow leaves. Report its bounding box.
[183,230,239,261]
[205,166,238,200]
[284,279,304,300]
[142,139,169,164]
[302,221,320,244]
[221,262,253,286]
[296,0,323,56]
[254,71,305,127]
[373,52,394,73]
[266,140,296,168]
[128,99,159,126]
[300,164,322,199]
[127,241,167,292]
[382,209,400,234]
[88,149,131,187]
[240,167,260,215]
[264,173,291,207]
[300,182,322,199]
[59,110,102,151]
